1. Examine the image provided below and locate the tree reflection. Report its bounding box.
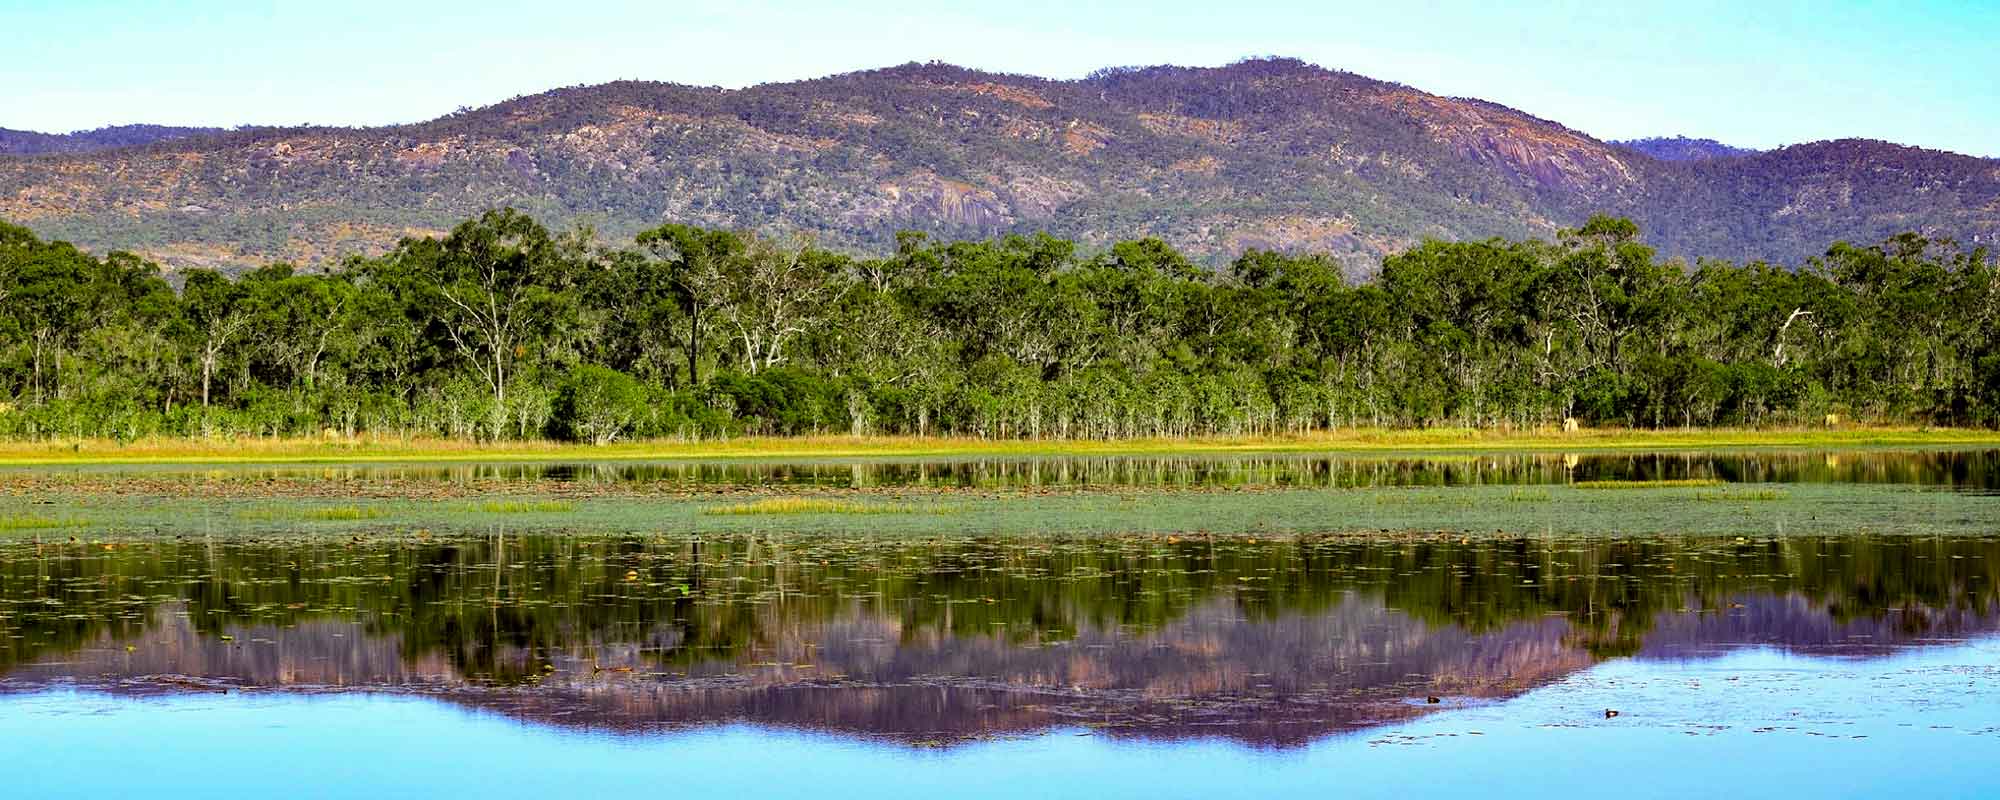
[2,532,1995,744]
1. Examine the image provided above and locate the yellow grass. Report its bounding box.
[472,500,578,514]
[0,427,1995,466]
[304,505,390,521]
[0,514,90,531]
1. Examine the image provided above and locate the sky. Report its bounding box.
[4,0,1996,157]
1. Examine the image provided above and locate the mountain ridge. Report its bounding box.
[0,124,226,156]
[1613,136,1758,162]
[3,57,1995,271]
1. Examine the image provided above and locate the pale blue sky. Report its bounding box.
[4,0,1995,156]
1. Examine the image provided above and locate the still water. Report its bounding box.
[3,527,1997,797]
[8,642,1996,798]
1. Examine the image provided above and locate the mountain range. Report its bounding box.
[2,57,1995,273]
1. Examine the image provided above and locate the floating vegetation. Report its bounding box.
[703,497,946,516]
[473,500,579,514]
[9,449,2000,537]
[235,505,392,522]
[1691,489,1787,502]
[1572,479,1725,490]
[302,505,391,521]
[1370,492,1472,507]
[0,514,88,531]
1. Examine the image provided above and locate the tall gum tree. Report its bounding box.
[407,209,571,440]
[719,233,849,374]
[179,269,254,412]
[635,224,741,388]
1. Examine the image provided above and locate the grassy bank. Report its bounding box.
[0,427,1996,466]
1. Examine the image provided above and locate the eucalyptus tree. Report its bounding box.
[239,264,359,396]
[716,233,850,374]
[179,269,254,410]
[401,209,575,439]
[6,207,2000,439]
[4,236,95,402]
[635,223,743,388]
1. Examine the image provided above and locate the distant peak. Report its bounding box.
[1083,55,1342,84]
[0,124,225,156]
[1614,136,1758,162]
[1220,56,1327,75]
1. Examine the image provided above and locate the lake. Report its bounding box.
[2,448,1997,797]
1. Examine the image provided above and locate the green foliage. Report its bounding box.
[0,211,1997,441]
[551,365,650,444]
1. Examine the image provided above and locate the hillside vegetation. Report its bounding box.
[2,58,1995,272]
[0,124,223,156]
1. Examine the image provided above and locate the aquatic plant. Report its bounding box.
[474,500,579,514]
[1572,479,1725,490]
[303,506,391,521]
[703,497,941,516]
[0,514,88,531]
[1691,489,1787,502]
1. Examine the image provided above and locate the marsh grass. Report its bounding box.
[235,505,391,522]
[471,500,579,514]
[0,514,89,531]
[1573,479,1725,490]
[703,497,958,516]
[304,506,390,521]
[1505,489,1552,502]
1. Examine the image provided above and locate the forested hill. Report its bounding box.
[0,125,224,156]
[2,57,1996,272]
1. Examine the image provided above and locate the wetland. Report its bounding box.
[4,447,1999,797]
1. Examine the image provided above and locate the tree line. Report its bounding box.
[0,210,1994,442]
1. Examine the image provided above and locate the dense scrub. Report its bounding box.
[0,210,1994,441]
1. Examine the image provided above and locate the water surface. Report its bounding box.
[10,640,1996,798]
[4,532,1994,743]
[4,451,2000,795]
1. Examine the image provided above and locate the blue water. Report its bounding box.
[6,642,1996,799]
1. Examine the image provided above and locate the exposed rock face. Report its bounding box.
[1,59,1995,272]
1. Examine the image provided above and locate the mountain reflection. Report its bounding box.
[2,532,1995,745]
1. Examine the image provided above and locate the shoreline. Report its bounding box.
[0,427,1997,466]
